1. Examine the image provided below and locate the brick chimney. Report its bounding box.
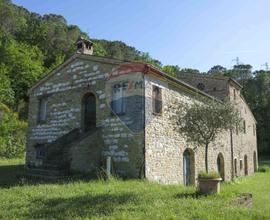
[76,36,93,55]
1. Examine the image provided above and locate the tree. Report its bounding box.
[171,98,241,173]
[0,64,14,106]
[207,65,227,76]
[0,103,27,158]
[0,37,44,106]
[162,65,180,77]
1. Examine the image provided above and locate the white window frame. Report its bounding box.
[38,97,48,122]
[112,84,125,115]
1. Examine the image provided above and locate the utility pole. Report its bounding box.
[232,57,240,66]
[261,62,269,71]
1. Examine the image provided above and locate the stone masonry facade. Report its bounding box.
[26,39,258,184]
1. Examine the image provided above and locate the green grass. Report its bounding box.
[0,159,269,220]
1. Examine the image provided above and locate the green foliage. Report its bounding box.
[0,36,45,103]
[0,103,27,158]
[258,165,270,173]
[198,171,221,179]
[171,98,242,172]
[0,63,14,105]
[162,65,180,77]
[172,98,241,146]
[244,70,270,155]
[207,65,227,76]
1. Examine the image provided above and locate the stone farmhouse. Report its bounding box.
[26,38,258,184]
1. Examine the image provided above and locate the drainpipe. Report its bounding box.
[230,129,234,180]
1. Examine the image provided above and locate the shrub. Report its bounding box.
[198,171,221,179]
[258,165,270,173]
[0,103,27,158]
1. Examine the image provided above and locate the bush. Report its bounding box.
[198,171,221,179]
[0,103,27,158]
[258,165,270,173]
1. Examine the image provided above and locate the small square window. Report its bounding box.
[152,86,162,115]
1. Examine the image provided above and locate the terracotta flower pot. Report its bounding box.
[198,177,222,194]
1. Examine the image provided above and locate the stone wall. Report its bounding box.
[26,55,145,178]
[176,73,229,101]
[144,74,234,184]
[228,83,258,177]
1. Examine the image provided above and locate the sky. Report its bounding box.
[12,0,270,72]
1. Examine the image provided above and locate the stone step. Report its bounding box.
[42,163,64,169]
[42,158,65,164]
[27,173,69,181]
[28,168,69,176]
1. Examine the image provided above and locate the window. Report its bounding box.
[240,159,243,170]
[35,144,46,159]
[234,158,238,175]
[253,124,256,136]
[197,83,205,91]
[112,84,125,115]
[38,97,48,122]
[243,120,246,134]
[152,86,162,114]
[233,89,236,100]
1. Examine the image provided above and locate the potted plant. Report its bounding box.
[198,171,222,194]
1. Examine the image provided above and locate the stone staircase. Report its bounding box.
[27,128,98,180]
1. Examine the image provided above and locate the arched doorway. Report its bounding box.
[82,93,96,132]
[183,149,195,186]
[253,151,257,172]
[244,155,248,175]
[217,153,225,181]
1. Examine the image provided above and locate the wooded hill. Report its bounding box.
[0,0,269,157]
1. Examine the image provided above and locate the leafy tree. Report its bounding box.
[171,98,241,173]
[207,65,227,76]
[178,68,200,75]
[0,103,27,158]
[244,70,270,154]
[0,64,14,106]
[162,65,180,77]
[0,37,44,106]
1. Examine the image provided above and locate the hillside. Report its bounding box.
[0,0,270,157]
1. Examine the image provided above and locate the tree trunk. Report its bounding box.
[205,143,209,173]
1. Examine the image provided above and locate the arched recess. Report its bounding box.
[234,158,238,177]
[183,148,195,186]
[217,153,225,181]
[81,93,96,132]
[244,155,248,176]
[253,151,257,172]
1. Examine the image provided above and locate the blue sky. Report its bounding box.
[13,0,270,72]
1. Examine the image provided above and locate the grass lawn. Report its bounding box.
[0,159,269,220]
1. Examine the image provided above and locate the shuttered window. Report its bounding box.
[38,97,48,122]
[152,86,162,115]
